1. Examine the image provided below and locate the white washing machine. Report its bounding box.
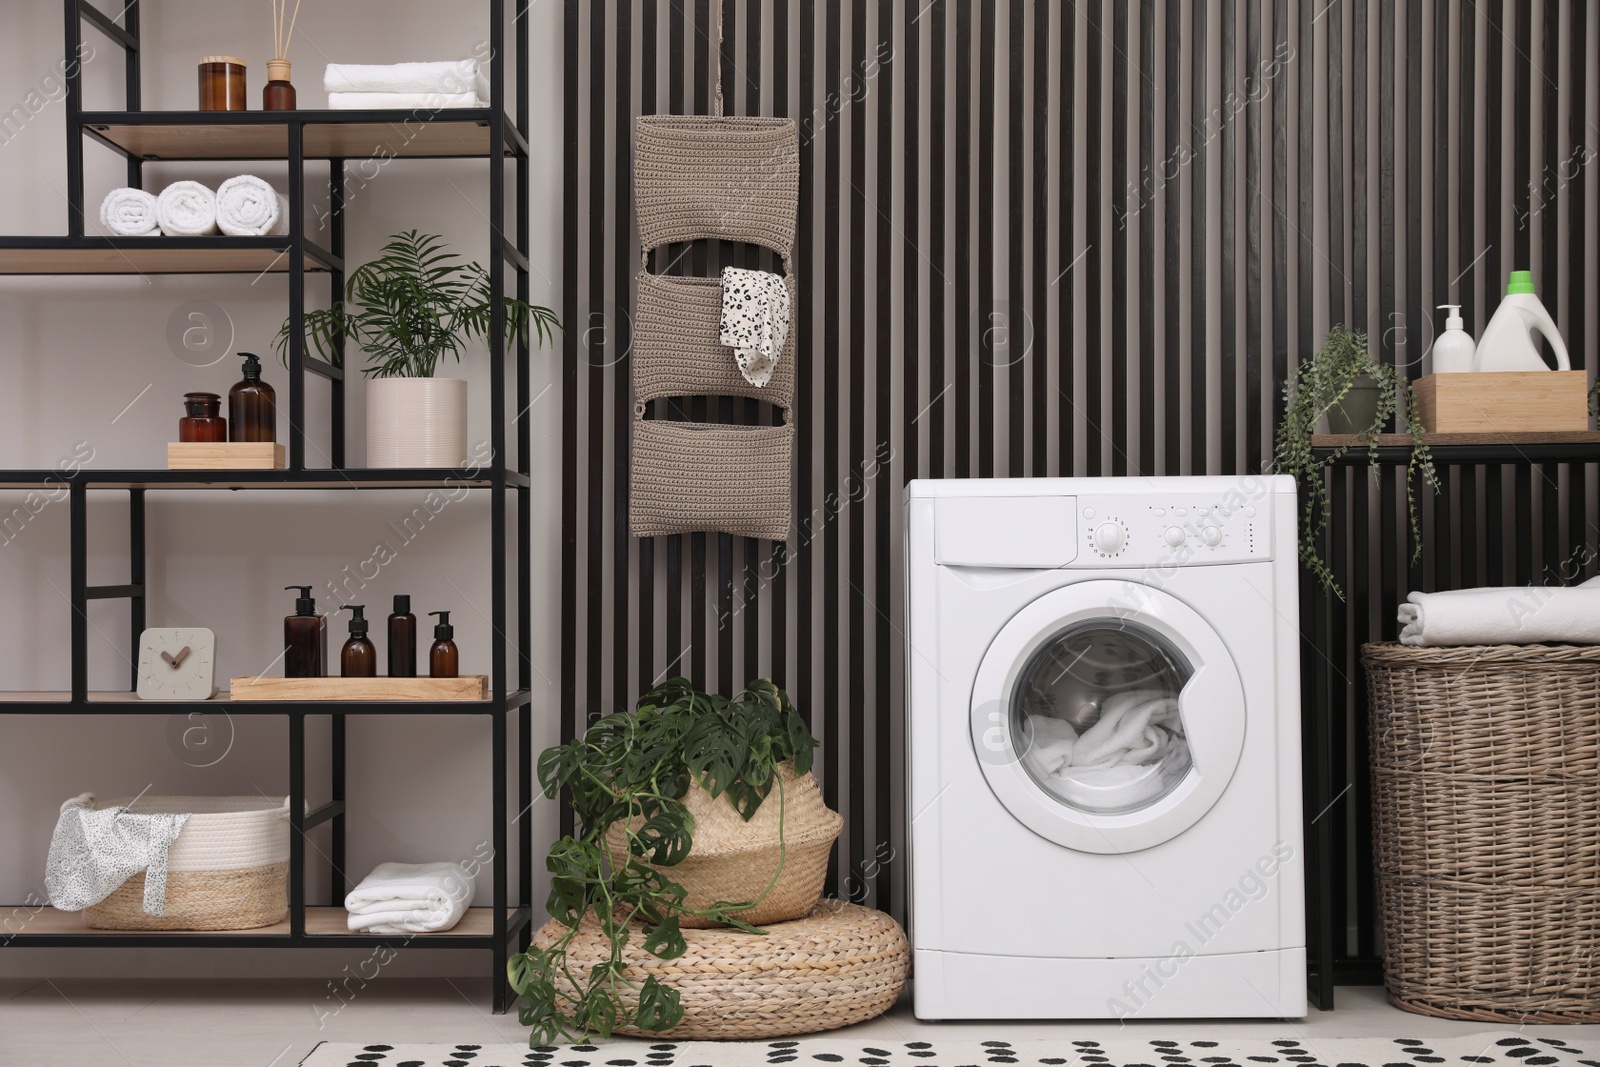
[906,476,1305,1020]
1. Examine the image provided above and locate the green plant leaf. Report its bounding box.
[634,975,683,1033]
[641,915,686,959]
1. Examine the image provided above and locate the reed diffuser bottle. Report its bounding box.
[264,0,303,111]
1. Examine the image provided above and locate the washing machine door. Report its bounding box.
[970,579,1247,854]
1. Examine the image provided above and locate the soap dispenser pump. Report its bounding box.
[1472,270,1571,372]
[284,585,326,678]
[340,604,377,678]
[229,352,277,443]
[428,611,459,678]
[1432,304,1477,374]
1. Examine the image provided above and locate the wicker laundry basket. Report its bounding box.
[606,762,841,928]
[1363,642,1600,1022]
[84,795,291,931]
[532,899,907,1039]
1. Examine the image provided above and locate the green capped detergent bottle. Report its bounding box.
[1471,270,1570,372]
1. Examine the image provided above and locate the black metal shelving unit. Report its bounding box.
[0,1,535,1014]
[1299,431,1600,1011]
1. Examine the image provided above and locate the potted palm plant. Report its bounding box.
[278,230,559,467]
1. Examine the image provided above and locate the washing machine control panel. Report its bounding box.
[1074,493,1271,566]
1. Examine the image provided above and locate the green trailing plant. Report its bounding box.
[276,230,560,377]
[1273,325,1439,600]
[508,677,819,1044]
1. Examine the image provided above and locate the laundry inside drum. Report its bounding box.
[1012,620,1195,815]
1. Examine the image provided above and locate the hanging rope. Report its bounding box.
[714,0,725,117]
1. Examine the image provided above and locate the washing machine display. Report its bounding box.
[1013,619,1193,815]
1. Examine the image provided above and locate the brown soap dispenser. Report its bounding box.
[340,605,377,677]
[229,352,277,443]
[428,611,458,678]
[284,585,326,678]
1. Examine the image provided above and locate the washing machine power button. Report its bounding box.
[1094,522,1127,555]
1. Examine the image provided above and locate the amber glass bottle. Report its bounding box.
[388,595,417,678]
[340,605,377,678]
[284,586,326,678]
[428,611,459,678]
[229,352,277,443]
[262,60,297,111]
[179,393,227,442]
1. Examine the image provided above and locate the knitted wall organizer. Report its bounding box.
[629,88,799,541]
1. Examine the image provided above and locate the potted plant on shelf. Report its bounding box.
[277,230,559,468]
[1272,324,1439,599]
[508,677,836,1043]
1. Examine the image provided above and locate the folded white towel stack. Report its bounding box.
[1398,576,1600,647]
[99,188,159,237]
[327,90,481,110]
[155,180,218,237]
[345,861,474,934]
[323,60,488,109]
[215,175,288,237]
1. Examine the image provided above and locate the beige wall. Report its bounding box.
[0,0,564,978]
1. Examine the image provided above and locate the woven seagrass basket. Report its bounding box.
[606,762,841,929]
[83,795,291,931]
[1363,642,1600,1023]
[532,899,907,1039]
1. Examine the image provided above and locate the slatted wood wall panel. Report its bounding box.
[562,0,1598,933]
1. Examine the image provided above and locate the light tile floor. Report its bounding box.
[1,979,1596,1067]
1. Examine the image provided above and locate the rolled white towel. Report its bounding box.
[1398,576,1600,646]
[327,91,481,111]
[215,175,288,237]
[323,60,489,100]
[345,861,473,934]
[98,187,159,236]
[155,181,218,237]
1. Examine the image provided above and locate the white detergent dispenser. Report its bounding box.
[1473,270,1570,372]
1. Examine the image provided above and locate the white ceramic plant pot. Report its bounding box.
[366,377,468,468]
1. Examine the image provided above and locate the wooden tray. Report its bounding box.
[1415,371,1590,434]
[168,442,287,470]
[228,675,489,702]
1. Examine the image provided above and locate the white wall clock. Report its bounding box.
[136,627,218,701]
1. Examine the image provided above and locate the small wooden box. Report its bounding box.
[1415,371,1590,434]
[168,442,287,470]
[228,675,490,702]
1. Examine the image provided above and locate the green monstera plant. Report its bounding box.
[508,678,819,1044]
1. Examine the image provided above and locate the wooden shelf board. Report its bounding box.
[1312,431,1600,447]
[0,691,521,715]
[14,906,513,938]
[82,111,515,161]
[0,241,327,276]
[229,676,490,702]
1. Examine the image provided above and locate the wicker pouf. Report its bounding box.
[83,795,291,931]
[532,899,908,1039]
[1363,642,1600,1022]
[606,763,841,928]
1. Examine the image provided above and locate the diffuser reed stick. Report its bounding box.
[272,0,304,61]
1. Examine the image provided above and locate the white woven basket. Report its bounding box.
[84,795,292,931]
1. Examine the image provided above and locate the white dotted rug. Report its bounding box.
[299,1033,1597,1067]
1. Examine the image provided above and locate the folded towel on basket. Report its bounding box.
[345,861,474,934]
[45,794,189,916]
[156,180,218,237]
[327,91,481,110]
[719,267,790,387]
[1398,576,1600,647]
[99,188,159,236]
[323,60,489,99]
[215,175,288,237]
